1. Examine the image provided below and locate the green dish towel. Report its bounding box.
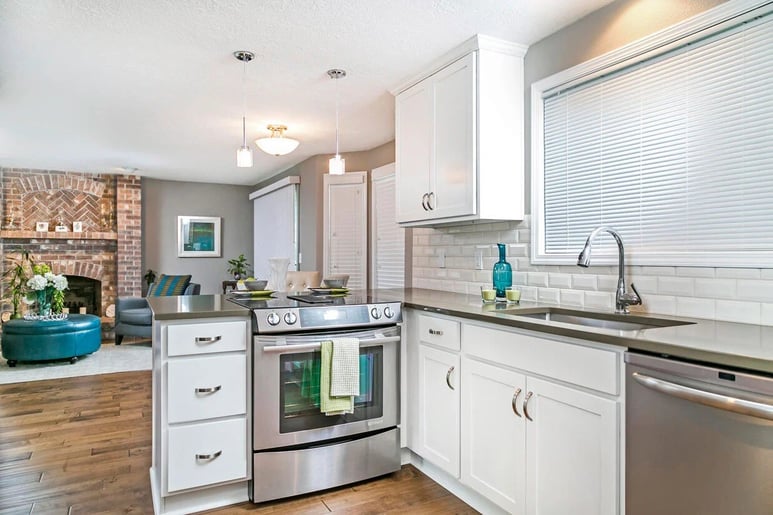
[320,340,353,415]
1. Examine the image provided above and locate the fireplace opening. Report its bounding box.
[64,276,102,316]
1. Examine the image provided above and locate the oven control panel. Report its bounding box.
[254,302,402,334]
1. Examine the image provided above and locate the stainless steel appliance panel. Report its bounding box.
[251,427,401,503]
[253,326,400,449]
[626,352,773,515]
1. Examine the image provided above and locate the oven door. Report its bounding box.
[253,325,400,450]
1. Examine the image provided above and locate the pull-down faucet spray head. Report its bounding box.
[576,226,642,313]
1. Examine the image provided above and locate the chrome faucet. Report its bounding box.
[577,226,641,314]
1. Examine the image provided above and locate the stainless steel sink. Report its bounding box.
[501,307,693,331]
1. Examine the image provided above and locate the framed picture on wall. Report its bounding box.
[177,216,221,257]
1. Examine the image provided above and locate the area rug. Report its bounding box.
[0,341,151,385]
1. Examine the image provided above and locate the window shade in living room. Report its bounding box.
[537,11,773,266]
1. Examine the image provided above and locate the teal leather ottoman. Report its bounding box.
[1,314,102,366]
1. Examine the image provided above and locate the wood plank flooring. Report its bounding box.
[0,369,476,514]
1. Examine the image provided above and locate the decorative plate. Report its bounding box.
[308,287,349,295]
[230,290,275,297]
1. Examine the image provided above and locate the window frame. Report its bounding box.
[530,0,773,267]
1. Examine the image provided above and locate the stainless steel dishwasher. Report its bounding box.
[626,352,773,515]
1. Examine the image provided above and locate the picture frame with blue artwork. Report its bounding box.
[177,215,221,257]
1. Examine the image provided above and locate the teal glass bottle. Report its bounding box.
[492,243,512,298]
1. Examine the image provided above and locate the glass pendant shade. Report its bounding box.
[237,146,253,167]
[329,154,345,175]
[256,125,300,156]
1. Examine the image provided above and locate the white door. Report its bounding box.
[461,358,527,515]
[395,80,432,223]
[432,52,476,220]
[370,163,405,289]
[416,344,460,478]
[251,177,300,279]
[323,172,367,290]
[525,377,618,515]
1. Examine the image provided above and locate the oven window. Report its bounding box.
[279,346,383,433]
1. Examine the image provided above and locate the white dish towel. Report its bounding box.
[329,337,360,397]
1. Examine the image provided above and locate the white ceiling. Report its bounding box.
[0,0,614,186]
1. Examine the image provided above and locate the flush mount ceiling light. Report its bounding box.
[255,124,300,156]
[327,68,347,175]
[234,50,254,168]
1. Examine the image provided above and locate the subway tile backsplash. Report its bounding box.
[411,216,773,326]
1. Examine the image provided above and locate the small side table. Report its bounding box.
[222,280,237,294]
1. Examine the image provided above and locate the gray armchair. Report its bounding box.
[114,281,200,344]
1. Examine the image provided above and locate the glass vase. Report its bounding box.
[492,243,512,298]
[36,289,51,316]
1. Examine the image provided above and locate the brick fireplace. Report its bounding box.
[0,169,142,327]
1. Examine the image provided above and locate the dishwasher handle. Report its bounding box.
[632,372,773,421]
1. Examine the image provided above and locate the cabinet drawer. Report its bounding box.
[168,320,247,356]
[167,354,247,423]
[167,418,247,493]
[418,314,460,351]
[463,324,619,395]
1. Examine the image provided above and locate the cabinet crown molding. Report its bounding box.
[389,34,528,96]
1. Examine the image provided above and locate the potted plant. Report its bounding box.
[143,269,157,287]
[227,254,250,280]
[25,263,68,316]
[2,251,34,319]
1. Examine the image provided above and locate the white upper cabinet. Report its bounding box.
[393,35,527,226]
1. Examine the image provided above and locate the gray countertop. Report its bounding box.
[372,288,773,374]
[148,294,250,320]
[147,288,773,374]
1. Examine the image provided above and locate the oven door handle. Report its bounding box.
[261,335,401,353]
[632,372,773,421]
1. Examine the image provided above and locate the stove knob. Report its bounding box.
[384,306,394,319]
[283,312,297,325]
[370,307,382,320]
[267,312,281,326]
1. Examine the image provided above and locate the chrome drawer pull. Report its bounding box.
[446,366,455,391]
[428,328,444,336]
[511,388,522,417]
[195,335,222,344]
[523,391,534,421]
[195,450,222,461]
[195,385,222,394]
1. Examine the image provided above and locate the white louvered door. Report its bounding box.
[323,172,367,290]
[371,163,405,289]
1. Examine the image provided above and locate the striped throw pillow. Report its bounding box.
[148,274,192,296]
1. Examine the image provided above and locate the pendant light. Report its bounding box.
[256,124,300,156]
[327,69,346,175]
[234,51,254,168]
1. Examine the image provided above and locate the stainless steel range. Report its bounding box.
[227,292,402,503]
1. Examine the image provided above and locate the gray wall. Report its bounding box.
[252,140,398,275]
[142,178,254,295]
[522,0,727,212]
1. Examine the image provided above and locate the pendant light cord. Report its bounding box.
[335,74,340,156]
[241,59,247,147]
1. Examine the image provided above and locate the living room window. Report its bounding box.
[531,2,773,267]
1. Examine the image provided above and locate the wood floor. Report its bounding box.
[0,370,476,515]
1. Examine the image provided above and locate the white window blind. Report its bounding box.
[250,177,300,279]
[535,9,773,267]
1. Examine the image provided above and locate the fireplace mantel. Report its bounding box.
[0,230,118,240]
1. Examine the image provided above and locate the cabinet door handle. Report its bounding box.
[195,385,222,394]
[511,388,522,417]
[195,450,222,461]
[195,335,222,344]
[428,328,444,336]
[446,366,455,391]
[421,193,430,211]
[428,192,435,210]
[523,391,534,421]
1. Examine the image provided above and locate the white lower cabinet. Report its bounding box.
[416,343,460,477]
[151,315,251,514]
[406,308,623,515]
[461,359,526,514]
